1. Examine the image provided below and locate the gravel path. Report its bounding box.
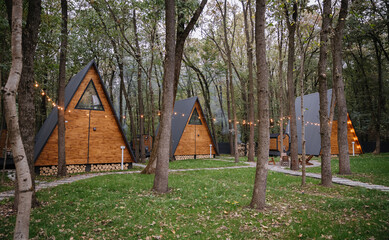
[1,159,388,201]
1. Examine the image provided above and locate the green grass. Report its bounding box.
[0,174,13,192]
[306,153,389,186]
[1,168,388,239]
[169,159,248,169]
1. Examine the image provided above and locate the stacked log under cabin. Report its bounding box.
[34,60,135,175]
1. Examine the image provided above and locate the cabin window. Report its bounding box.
[189,108,202,125]
[75,80,104,111]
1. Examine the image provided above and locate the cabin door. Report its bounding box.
[189,108,202,157]
[75,80,104,164]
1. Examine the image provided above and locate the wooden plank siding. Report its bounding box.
[35,67,133,166]
[330,116,363,155]
[174,101,216,156]
[269,134,290,152]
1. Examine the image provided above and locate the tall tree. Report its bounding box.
[153,0,176,193]
[143,0,207,174]
[242,0,255,162]
[3,0,33,237]
[284,0,299,170]
[318,0,332,187]
[57,0,68,176]
[250,0,269,210]
[332,0,351,174]
[219,0,239,163]
[133,9,145,163]
[6,0,42,209]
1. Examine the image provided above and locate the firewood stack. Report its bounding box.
[39,164,86,175]
[91,163,129,172]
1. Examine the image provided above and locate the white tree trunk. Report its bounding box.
[3,0,33,239]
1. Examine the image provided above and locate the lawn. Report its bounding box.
[305,153,389,186]
[168,158,249,169]
[1,167,388,239]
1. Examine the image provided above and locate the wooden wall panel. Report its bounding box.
[35,67,133,166]
[174,101,216,156]
[330,120,363,155]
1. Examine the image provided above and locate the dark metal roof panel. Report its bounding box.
[291,89,333,156]
[171,97,197,154]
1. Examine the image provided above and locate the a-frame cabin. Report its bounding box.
[287,89,363,156]
[34,60,135,175]
[167,97,218,160]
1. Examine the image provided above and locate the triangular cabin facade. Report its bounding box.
[287,89,363,156]
[34,60,135,175]
[167,97,218,160]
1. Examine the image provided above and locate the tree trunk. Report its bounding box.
[250,0,269,210]
[318,0,332,187]
[242,0,255,162]
[332,0,350,174]
[14,0,41,209]
[284,1,298,170]
[373,39,383,154]
[153,0,175,193]
[57,0,67,177]
[277,19,284,160]
[226,70,234,155]
[133,10,145,163]
[220,0,239,163]
[4,0,33,238]
[298,31,306,186]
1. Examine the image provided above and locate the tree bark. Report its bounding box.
[332,0,350,174]
[242,0,255,162]
[373,38,383,154]
[284,1,299,170]
[220,0,239,163]
[153,0,175,193]
[250,0,269,210]
[57,0,67,177]
[277,19,285,160]
[133,10,145,163]
[318,0,332,187]
[13,0,41,209]
[3,0,33,238]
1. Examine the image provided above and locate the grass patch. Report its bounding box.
[0,175,13,192]
[1,168,388,239]
[306,153,389,186]
[168,159,248,169]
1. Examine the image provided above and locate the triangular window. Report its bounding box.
[189,108,202,125]
[75,80,104,111]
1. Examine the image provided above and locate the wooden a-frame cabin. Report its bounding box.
[165,97,219,160]
[34,60,135,175]
[287,89,363,156]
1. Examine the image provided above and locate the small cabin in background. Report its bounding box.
[160,97,218,160]
[287,89,363,156]
[269,133,290,156]
[34,60,136,175]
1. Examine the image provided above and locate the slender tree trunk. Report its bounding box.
[318,0,332,187]
[226,70,234,155]
[285,2,299,170]
[57,0,67,177]
[3,0,33,237]
[133,10,145,163]
[373,39,383,154]
[250,0,269,210]
[277,20,285,159]
[298,33,306,186]
[332,0,350,174]
[15,0,41,208]
[242,0,255,162]
[153,0,175,193]
[221,0,239,163]
[148,21,157,139]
